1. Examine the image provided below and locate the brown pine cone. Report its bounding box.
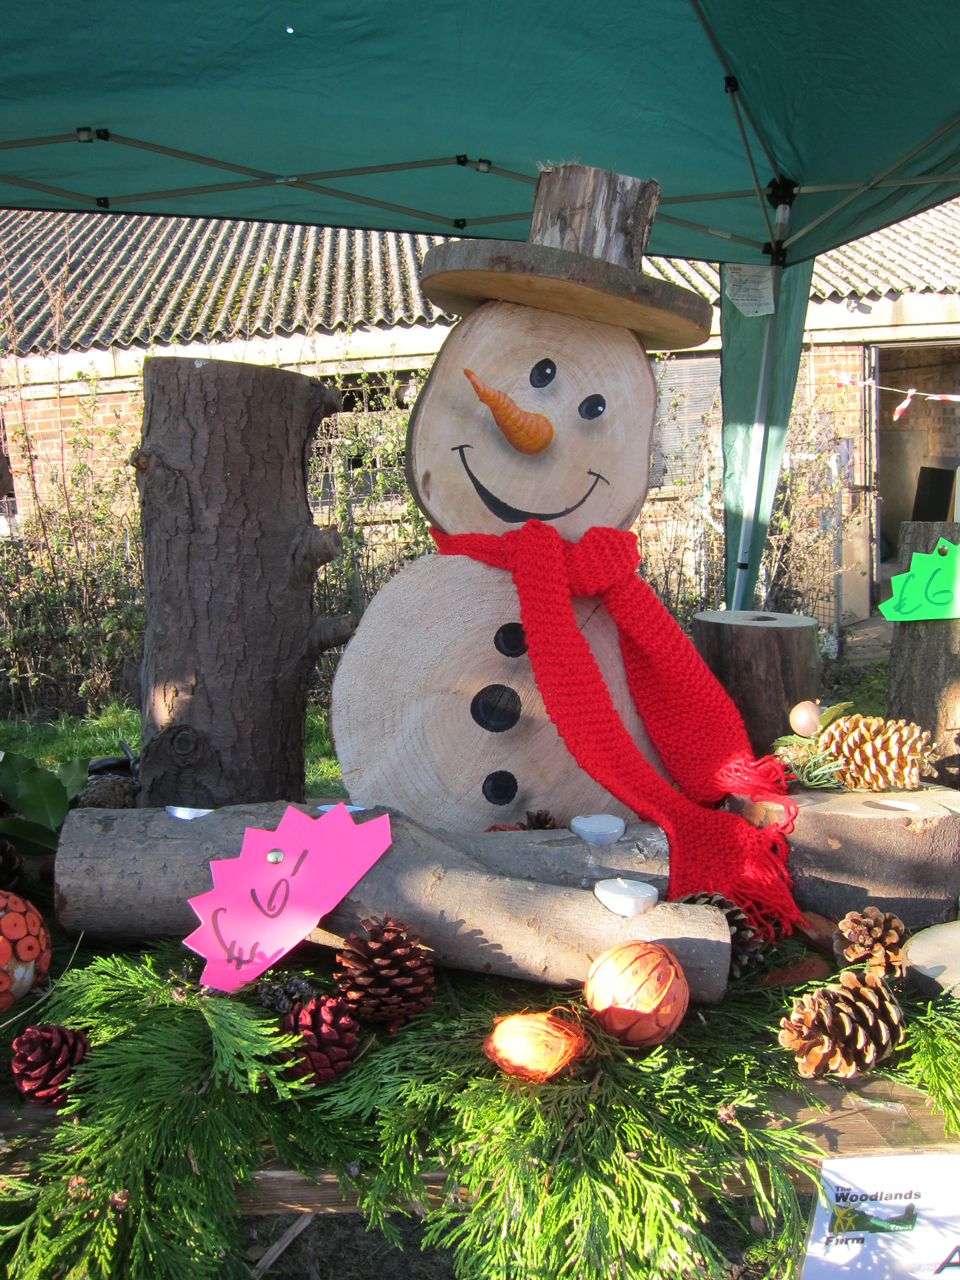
[818,714,938,791]
[778,969,905,1079]
[674,892,766,978]
[334,915,435,1033]
[834,906,909,978]
[12,1024,90,1106]
[280,996,359,1085]
[520,810,557,830]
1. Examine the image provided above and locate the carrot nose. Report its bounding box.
[463,368,553,455]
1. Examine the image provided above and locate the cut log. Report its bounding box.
[132,358,352,808]
[528,164,661,270]
[54,803,730,1001]
[331,555,668,829]
[887,521,960,756]
[690,610,821,755]
[727,784,960,929]
[404,301,658,539]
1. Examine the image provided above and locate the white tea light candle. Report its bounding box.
[593,878,658,918]
[570,814,626,846]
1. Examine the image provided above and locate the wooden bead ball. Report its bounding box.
[789,700,821,739]
[584,940,688,1048]
[0,891,52,1011]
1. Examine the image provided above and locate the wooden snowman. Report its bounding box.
[332,165,715,830]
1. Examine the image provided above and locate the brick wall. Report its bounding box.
[879,345,960,454]
[1,383,141,516]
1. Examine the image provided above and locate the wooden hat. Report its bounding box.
[420,164,713,351]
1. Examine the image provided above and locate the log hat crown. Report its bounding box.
[420,164,713,352]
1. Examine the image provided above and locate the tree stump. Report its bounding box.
[690,610,820,755]
[887,521,960,757]
[130,357,354,808]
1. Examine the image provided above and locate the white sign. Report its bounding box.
[724,263,775,317]
[802,1153,960,1280]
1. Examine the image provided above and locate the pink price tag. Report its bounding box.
[183,803,391,992]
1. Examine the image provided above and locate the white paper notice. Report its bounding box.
[802,1153,960,1280]
[724,263,775,317]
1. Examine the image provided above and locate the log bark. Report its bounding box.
[528,164,661,268]
[54,804,730,1001]
[690,610,821,755]
[887,521,960,757]
[132,358,352,808]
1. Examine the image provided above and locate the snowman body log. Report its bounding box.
[331,555,666,829]
[332,301,666,830]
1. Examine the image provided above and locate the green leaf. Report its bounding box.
[817,701,854,730]
[16,765,70,831]
[58,757,90,802]
[0,750,32,808]
[0,815,60,854]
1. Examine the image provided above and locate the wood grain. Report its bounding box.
[420,243,712,351]
[528,165,660,272]
[691,610,821,754]
[888,521,960,756]
[404,301,658,539]
[54,803,731,1001]
[331,555,666,829]
[134,358,350,808]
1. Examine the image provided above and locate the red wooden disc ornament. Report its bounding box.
[0,890,52,1011]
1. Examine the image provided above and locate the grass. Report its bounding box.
[820,659,888,718]
[0,701,348,798]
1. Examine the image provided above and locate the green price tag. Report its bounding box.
[879,538,960,621]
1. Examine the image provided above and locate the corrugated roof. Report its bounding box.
[0,210,451,353]
[2,197,960,355]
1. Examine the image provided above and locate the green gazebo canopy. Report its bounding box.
[5,0,960,602]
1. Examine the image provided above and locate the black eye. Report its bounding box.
[578,394,606,420]
[529,358,556,388]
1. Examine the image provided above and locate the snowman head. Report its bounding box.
[406,300,657,538]
[411,164,712,539]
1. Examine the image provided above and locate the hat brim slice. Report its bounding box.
[420,240,713,351]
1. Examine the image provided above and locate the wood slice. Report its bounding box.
[54,803,730,1001]
[690,610,820,755]
[404,301,657,539]
[133,358,348,808]
[331,554,667,830]
[529,164,660,270]
[887,521,960,755]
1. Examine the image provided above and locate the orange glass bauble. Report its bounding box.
[482,1011,588,1082]
[0,890,52,1011]
[584,940,689,1047]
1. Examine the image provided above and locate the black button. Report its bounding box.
[494,623,527,657]
[471,684,521,732]
[482,770,518,805]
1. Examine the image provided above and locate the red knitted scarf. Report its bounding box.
[433,520,802,939]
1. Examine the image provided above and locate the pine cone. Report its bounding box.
[834,907,909,978]
[280,995,360,1085]
[675,892,766,977]
[778,969,905,1079]
[257,974,316,1015]
[76,775,139,809]
[818,714,938,791]
[12,1024,90,1106]
[0,838,23,889]
[334,915,435,1033]
[520,810,557,830]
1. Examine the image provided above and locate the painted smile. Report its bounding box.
[453,445,609,524]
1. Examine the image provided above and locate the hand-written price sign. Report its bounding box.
[184,803,391,992]
[801,1153,960,1279]
[879,538,960,622]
